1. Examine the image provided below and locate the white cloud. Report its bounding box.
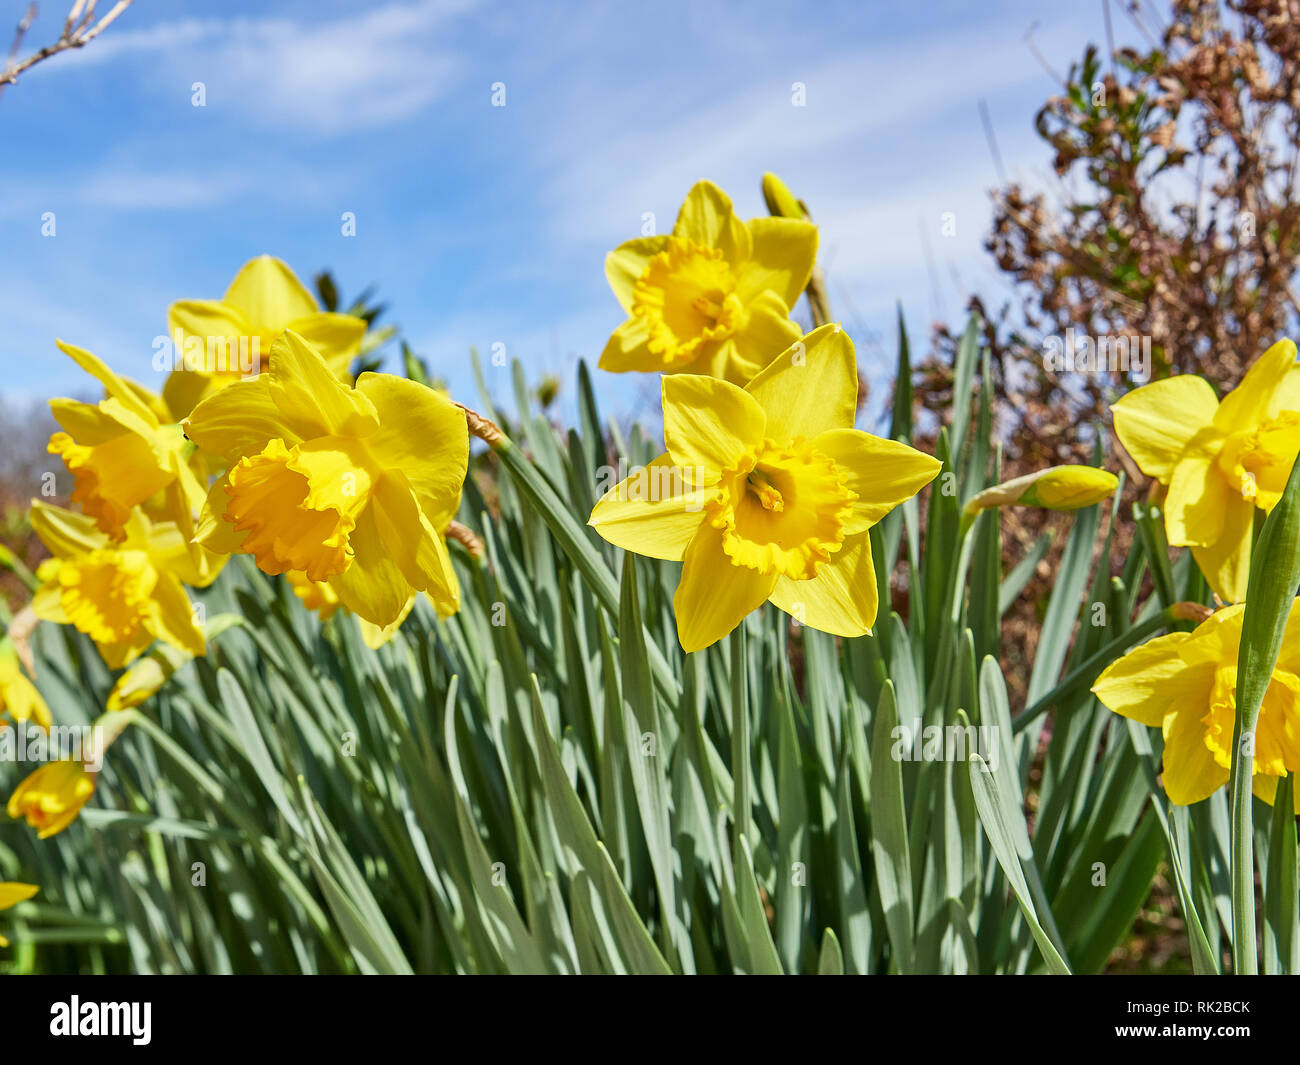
[59,0,479,134]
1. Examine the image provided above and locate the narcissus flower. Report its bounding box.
[601,181,818,385]
[29,502,207,670]
[0,882,38,947]
[589,325,940,651]
[46,341,206,542]
[186,330,467,629]
[8,761,96,839]
[1092,600,1300,809]
[964,465,1119,518]
[1112,339,1300,602]
[165,256,368,417]
[0,639,51,731]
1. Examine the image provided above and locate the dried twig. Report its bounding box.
[0,0,135,98]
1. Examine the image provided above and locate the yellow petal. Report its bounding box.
[1190,496,1255,603]
[49,398,124,444]
[588,453,711,561]
[360,596,417,647]
[673,520,775,652]
[28,501,107,559]
[1214,337,1299,432]
[287,313,368,376]
[813,429,940,534]
[184,375,299,466]
[166,299,256,371]
[355,374,468,531]
[598,317,655,373]
[737,216,818,309]
[194,475,248,555]
[745,324,857,443]
[223,255,318,327]
[146,572,206,658]
[55,340,157,427]
[605,237,670,313]
[369,472,460,616]
[672,181,750,264]
[1164,454,1227,547]
[1111,375,1220,482]
[713,289,803,385]
[1252,773,1300,814]
[1091,631,1210,726]
[267,331,379,438]
[1161,703,1230,805]
[661,373,765,473]
[0,883,38,910]
[327,504,416,629]
[768,530,877,637]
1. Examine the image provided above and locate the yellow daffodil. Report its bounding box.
[589,325,940,651]
[8,761,96,839]
[29,502,207,670]
[964,465,1119,518]
[164,256,368,417]
[186,330,467,629]
[601,181,818,385]
[0,882,38,947]
[1112,339,1300,602]
[46,340,207,542]
[0,638,51,731]
[1093,600,1300,809]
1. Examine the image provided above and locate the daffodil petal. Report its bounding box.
[327,504,416,629]
[588,453,711,561]
[29,501,107,559]
[1252,772,1300,813]
[370,472,460,615]
[1162,703,1230,805]
[49,398,126,444]
[674,521,775,653]
[1091,632,1210,726]
[1111,375,1220,482]
[768,530,877,637]
[1190,496,1255,603]
[184,375,296,466]
[287,313,367,375]
[356,374,469,531]
[598,317,655,373]
[147,573,206,658]
[737,216,818,308]
[194,476,248,555]
[1165,455,1227,547]
[0,883,38,910]
[719,289,803,385]
[1214,337,1299,431]
[605,237,670,313]
[223,255,318,326]
[267,331,379,439]
[812,428,941,534]
[360,596,417,647]
[745,324,857,443]
[662,373,765,472]
[55,340,157,425]
[673,181,750,264]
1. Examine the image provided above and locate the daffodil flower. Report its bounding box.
[8,761,96,839]
[46,340,208,543]
[186,330,467,629]
[0,882,38,947]
[0,638,50,731]
[601,181,818,385]
[589,325,940,651]
[1111,339,1300,602]
[1092,600,1300,809]
[29,502,207,670]
[165,256,368,417]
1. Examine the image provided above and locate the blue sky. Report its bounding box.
[0,0,1117,429]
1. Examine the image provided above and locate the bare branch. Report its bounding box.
[0,0,135,98]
